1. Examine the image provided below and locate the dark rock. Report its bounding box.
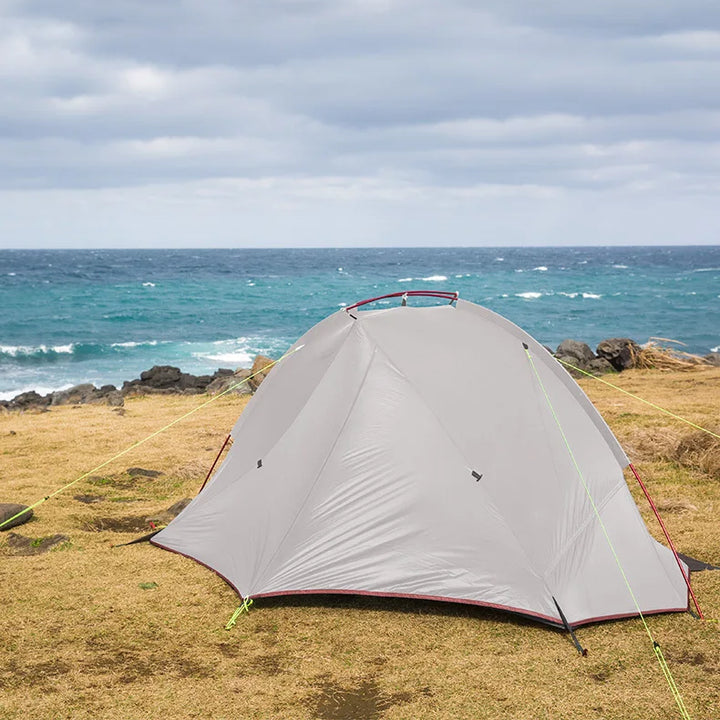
[556,340,595,366]
[7,391,51,410]
[126,467,164,478]
[586,357,615,375]
[50,383,125,407]
[140,365,182,387]
[206,369,253,395]
[5,532,69,555]
[0,503,33,531]
[596,338,641,371]
[50,383,97,405]
[122,365,218,396]
[704,353,720,367]
[249,355,275,391]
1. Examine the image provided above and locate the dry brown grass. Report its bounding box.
[631,339,710,372]
[1,372,720,720]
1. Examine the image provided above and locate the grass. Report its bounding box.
[1,372,720,719]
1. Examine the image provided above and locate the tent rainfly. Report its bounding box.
[152,292,692,629]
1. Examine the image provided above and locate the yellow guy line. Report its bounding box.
[526,349,692,720]
[0,346,303,531]
[557,358,720,441]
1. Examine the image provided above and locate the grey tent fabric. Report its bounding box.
[153,298,690,627]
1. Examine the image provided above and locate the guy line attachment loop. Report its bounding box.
[225,597,253,630]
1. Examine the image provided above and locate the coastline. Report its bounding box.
[2,337,719,412]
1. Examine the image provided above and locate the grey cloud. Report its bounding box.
[0,0,719,245]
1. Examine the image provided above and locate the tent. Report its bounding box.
[152,291,692,629]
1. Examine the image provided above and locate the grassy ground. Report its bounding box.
[1,370,719,720]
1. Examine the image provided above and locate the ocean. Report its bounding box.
[1,247,719,400]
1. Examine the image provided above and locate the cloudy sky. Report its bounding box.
[1,0,719,247]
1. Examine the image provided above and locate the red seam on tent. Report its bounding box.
[150,540,689,628]
[150,538,247,601]
[251,588,688,627]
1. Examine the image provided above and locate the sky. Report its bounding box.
[1,0,719,248]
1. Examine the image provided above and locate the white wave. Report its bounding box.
[421,275,447,282]
[578,260,588,264]
[203,350,253,366]
[582,292,602,299]
[111,340,159,348]
[455,274,463,278]
[247,282,256,286]
[0,343,73,356]
[612,264,629,269]
[494,257,504,262]
[500,293,509,298]
[398,277,413,283]
[711,346,719,353]
[7,272,16,276]
[142,282,156,287]
[533,266,548,272]
[337,302,347,307]
[558,292,579,299]
[693,268,720,273]
[516,292,543,299]
[0,383,74,402]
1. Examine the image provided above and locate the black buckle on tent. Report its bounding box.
[471,470,483,482]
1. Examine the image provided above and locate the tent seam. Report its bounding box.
[359,319,556,613]
[249,339,379,596]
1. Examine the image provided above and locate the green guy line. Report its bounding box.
[0,347,303,531]
[526,349,692,720]
[557,358,720,441]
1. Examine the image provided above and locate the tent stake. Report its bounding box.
[629,463,703,619]
[552,597,587,656]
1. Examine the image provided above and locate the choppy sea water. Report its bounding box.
[1,247,719,400]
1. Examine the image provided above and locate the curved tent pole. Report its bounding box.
[345,290,459,312]
[629,463,703,619]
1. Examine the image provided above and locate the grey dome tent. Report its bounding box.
[152,292,691,628]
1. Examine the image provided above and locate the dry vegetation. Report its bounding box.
[1,370,720,720]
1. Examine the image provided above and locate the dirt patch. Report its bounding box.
[74,494,105,504]
[81,648,213,684]
[82,516,154,533]
[305,676,417,720]
[126,467,164,478]
[0,659,71,689]
[3,532,70,555]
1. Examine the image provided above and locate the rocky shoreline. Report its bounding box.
[0,354,274,412]
[2,340,719,413]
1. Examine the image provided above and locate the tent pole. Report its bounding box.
[552,597,587,656]
[199,434,232,493]
[628,463,703,619]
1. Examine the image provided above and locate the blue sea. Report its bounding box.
[1,247,719,400]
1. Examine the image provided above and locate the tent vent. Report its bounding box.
[471,470,483,482]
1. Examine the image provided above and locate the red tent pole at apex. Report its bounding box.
[199,434,232,493]
[629,463,703,619]
[344,290,459,312]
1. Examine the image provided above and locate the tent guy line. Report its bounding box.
[0,347,304,532]
[557,358,720,442]
[525,345,692,720]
